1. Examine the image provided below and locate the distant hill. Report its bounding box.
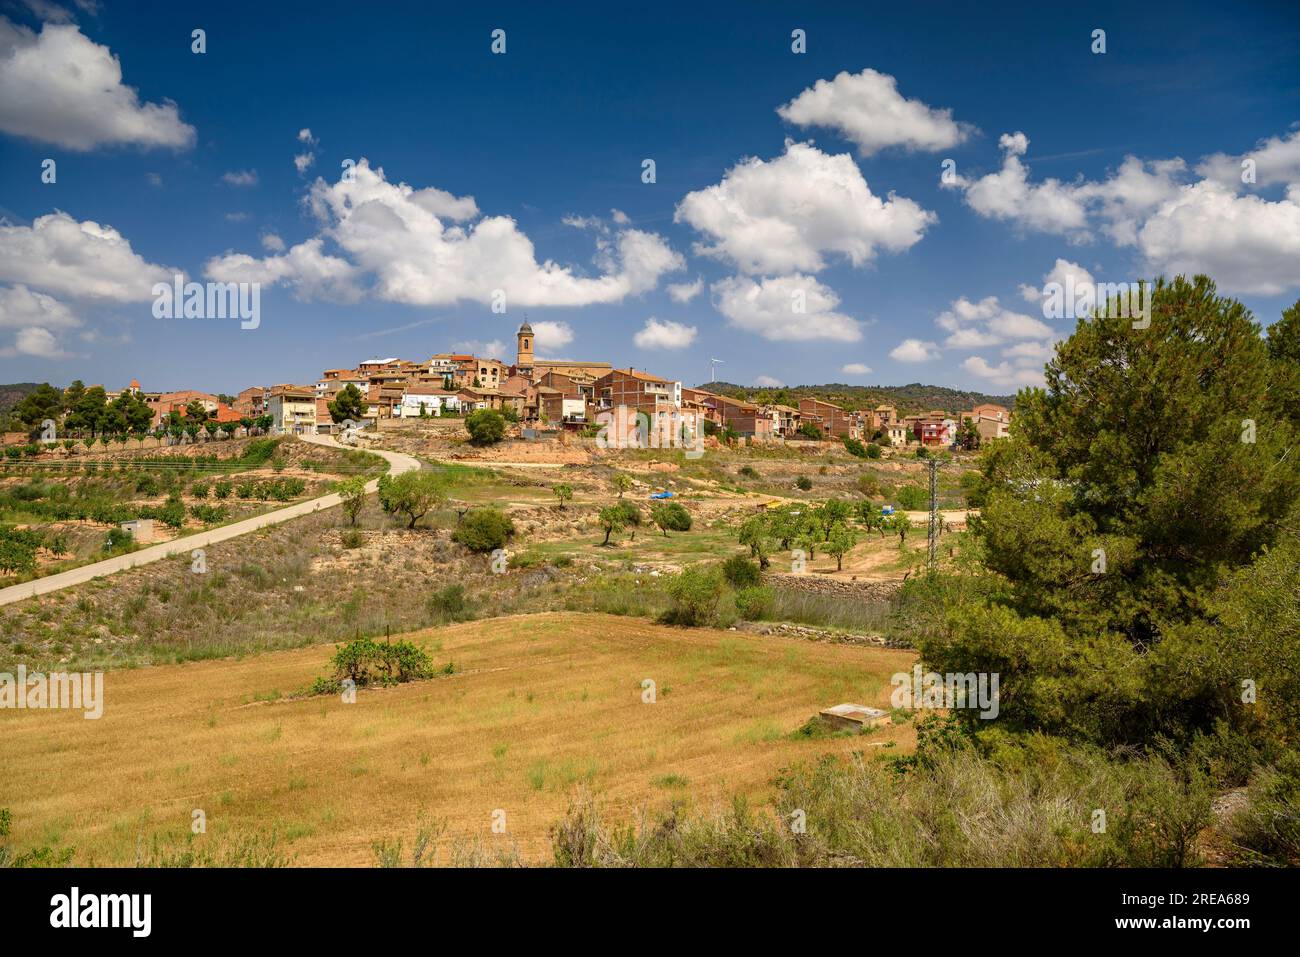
[697,381,1016,417]
[0,382,43,416]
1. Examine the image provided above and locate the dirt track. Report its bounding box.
[0,436,419,607]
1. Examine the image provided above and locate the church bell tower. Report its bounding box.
[516,320,534,376]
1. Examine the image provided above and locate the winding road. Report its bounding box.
[0,435,420,607]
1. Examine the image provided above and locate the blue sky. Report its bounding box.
[1,0,1297,395]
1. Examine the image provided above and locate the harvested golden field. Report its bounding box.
[1,612,916,866]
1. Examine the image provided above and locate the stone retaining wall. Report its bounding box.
[765,572,903,603]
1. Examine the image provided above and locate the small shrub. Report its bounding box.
[465,409,506,445]
[734,585,774,620]
[191,504,229,526]
[722,555,761,589]
[661,564,725,627]
[651,501,692,535]
[795,475,813,491]
[340,528,365,549]
[895,485,928,510]
[156,495,186,529]
[427,583,472,622]
[452,508,514,552]
[1227,753,1300,866]
[309,635,437,693]
[104,526,135,552]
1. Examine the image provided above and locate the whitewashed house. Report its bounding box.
[397,387,461,417]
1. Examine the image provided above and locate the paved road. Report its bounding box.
[0,435,420,607]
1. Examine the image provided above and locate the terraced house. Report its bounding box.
[797,397,860,440]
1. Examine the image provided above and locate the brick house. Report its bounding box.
[959,403,1012,441]
[234,386,268,418]
[689,390,774,439]
[797,398,859,439]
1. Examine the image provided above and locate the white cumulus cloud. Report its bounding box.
[205,237,360,302]
[666,276,703,303]
[676,140,934,275]
[777,68,974,156]
[207,159,684,308]
[0,18,194,150]
[1196,129,1300,188]
[1137,180,1300,296]
[962,355,1044,390]
[0,211,174,300]
[634,317,697,350]
[530,320,574,355]
[889,338,941,362]
[712,274,861,342]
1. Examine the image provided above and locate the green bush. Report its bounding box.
[722,555,761,589]
[213,480,232,499]
[894,484,927,510]
[733,585,774,620]
[661,564,725,627]
[191,503,228,526]
[0,527,41,576]
[738,465,760,479]
[156,495,186,529]
[615,500,642,535]
[465,409,506,445]
[104,526,135,552]
[1227,753,1300,866]
[309,635,438,694]
[795,476,813,491]
[340,528,364,549]
[651,501,692,535]
[452,508,514,552]
[426,583,472,622]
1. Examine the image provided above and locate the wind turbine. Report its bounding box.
[709,358,725,382]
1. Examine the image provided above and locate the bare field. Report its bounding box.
[0,612,916,866]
